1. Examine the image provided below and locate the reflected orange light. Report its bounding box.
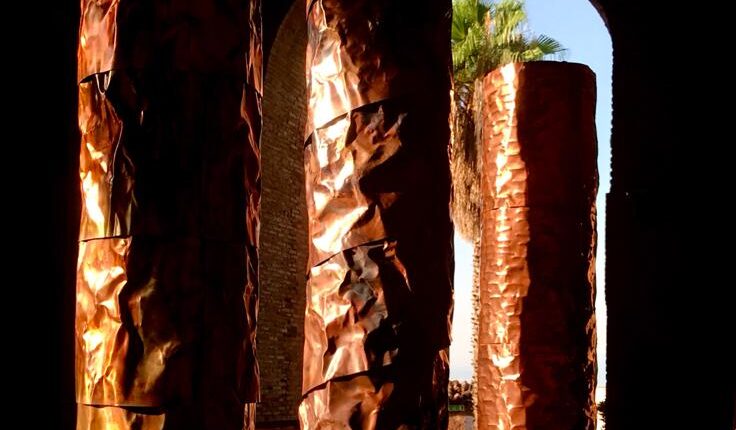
[301,0,454,427]
[477,62,598,429]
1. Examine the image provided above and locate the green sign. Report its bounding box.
[448,404,465,412]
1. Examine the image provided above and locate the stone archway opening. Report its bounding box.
[449,1,612,428]
[257,1,611,429]
[44,0,731,428]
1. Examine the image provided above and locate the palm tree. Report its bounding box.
[449,0,564,405]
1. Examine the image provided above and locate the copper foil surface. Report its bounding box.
[305,0,455,137]
[476,62,598,430]
[76,403,256,430]
[76,1,262,428]
[301,0,454,428]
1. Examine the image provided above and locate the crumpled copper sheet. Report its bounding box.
[476,62,598,430]
[76,234,261,404]
[304,0,455,137]
[78,0,263,93]
[75,0,262,428]
[301,0,454,428]
[77,74,129,241]
[299,349,450,430]
[76,403,256,430]
[76,404,165,430]
[302,241,402,393]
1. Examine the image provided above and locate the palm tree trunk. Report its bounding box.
[75,2,263,429]
[475,62,598,430]
[471,235,482,418]
[300,1,454,429]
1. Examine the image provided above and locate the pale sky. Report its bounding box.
[449,0,612,387]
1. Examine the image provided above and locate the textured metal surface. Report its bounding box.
[76,404,165,430]
[299,349,449,430]
[476,62,598,430]
[301,0,454,428]
[77,75,128,240]
[76,0,262,428]
[75,403,256,430]
[304,0,454,137]
[78,0,263,92]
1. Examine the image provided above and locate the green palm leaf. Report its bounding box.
[451,0,565,85]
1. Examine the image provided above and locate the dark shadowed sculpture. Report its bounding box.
[75,1,262,428]
[300,0,455,428]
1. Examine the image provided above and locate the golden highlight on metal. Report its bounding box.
[75,1,263,429]
[301,0,455,428]
[476,62,598,430]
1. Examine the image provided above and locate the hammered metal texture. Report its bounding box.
[476,62,598,430]
[301,0,454,428]
[76,0,262,428]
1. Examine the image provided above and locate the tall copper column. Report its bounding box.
[300,0,454,428]
[75,1,262,429]
[476,62,598,430]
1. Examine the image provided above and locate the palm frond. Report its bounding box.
[489,0,527,45]
[531,34,566,58]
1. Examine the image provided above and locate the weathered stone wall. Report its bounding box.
[257,1,308,426]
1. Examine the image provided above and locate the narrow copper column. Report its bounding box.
[476,62,598,430]
[300,0,454,428]
[75,1,262,429]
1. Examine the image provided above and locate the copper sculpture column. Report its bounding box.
[300,0,454,428]
[75,1,262,429]
[476,62,598,430]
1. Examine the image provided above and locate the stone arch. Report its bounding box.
[257,1,735,427]
[41,0,733,428]
[256,0,614,427]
